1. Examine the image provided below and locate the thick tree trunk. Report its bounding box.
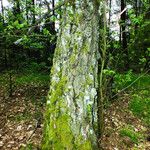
[42,0,103,149]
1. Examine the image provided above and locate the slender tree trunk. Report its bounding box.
[121,0,129,70]
[97,1,107,146]
[4,45,7,68]
[26,0,29,24]
[16,0,21,22]
[52,0,55,31]
[1,0,4,24]
[134,0,138,35]
[1,1,7,68]
[135,0,138,17]
[139,0,142,14]
[32,0,35,24]
[107,0,112,40]
[13,0,21,23]
[39,0,42,20]
[119,26,122,44]
[108,0,111,28]
[42,0,105,149]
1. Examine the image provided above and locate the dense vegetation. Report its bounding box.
[0,0,149,149]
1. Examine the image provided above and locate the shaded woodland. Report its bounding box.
[0,0,150,149]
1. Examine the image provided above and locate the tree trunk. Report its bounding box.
[13,0,21,23]
[42,0,103,149]
[108,0,111,28]
[32,0,35,24]
[1,0,4,24]
[52,0,55,31]
[121,0,129,70]
[26,0,29,24]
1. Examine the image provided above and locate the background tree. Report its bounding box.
[120,0,129,70]
[127,0,150,71]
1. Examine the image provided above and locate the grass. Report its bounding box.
[131,74,150,89]
[0,61,50,87]
[129,94,150,126]
[8,112,32,122]
[114,72,150,126]
[128,74,150,126]
[15,73,49,86]
[20,143,34,150]
[119,126,144,144]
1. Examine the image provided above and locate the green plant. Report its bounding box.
[114,70,133,92]
[15,73,49,86]
[131,74,150,90]
[119,126,143,144]
[20,143,33,150]
[8,112,32,122]
[129,94,150,125]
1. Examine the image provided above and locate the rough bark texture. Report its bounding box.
[42,1,101,149]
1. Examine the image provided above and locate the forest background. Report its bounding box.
[0,0,150,149]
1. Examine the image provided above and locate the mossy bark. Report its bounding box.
[42,1,102,149]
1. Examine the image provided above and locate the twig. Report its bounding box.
[26,120,39,143]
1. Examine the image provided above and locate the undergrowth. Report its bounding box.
[115,73,150,126]
[119,126,144,144]
[129,94,150,126]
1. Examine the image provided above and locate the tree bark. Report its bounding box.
[42,0,103,149]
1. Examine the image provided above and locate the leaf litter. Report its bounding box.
[0,84,149,149]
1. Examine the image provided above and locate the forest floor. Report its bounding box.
[0,72,150,150]
[101,95,150,150]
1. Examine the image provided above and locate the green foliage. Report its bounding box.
[128,9,143,26]
[24,62,49,73]
[127,4,150,71]
[120,126,143,144]
[20,143,33,150]
[13,20,27,29]
[9,112,32,122]
[16,73,49,86]
[126,74,150,126]
[13,61,50,79]
[103,69,115,76]
[114,70,133,92]
[43,28,50,36]
[0,0,57,72]
[129,94,150,125]
[131,74,150,89]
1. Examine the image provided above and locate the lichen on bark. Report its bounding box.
[42,0,101,149]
